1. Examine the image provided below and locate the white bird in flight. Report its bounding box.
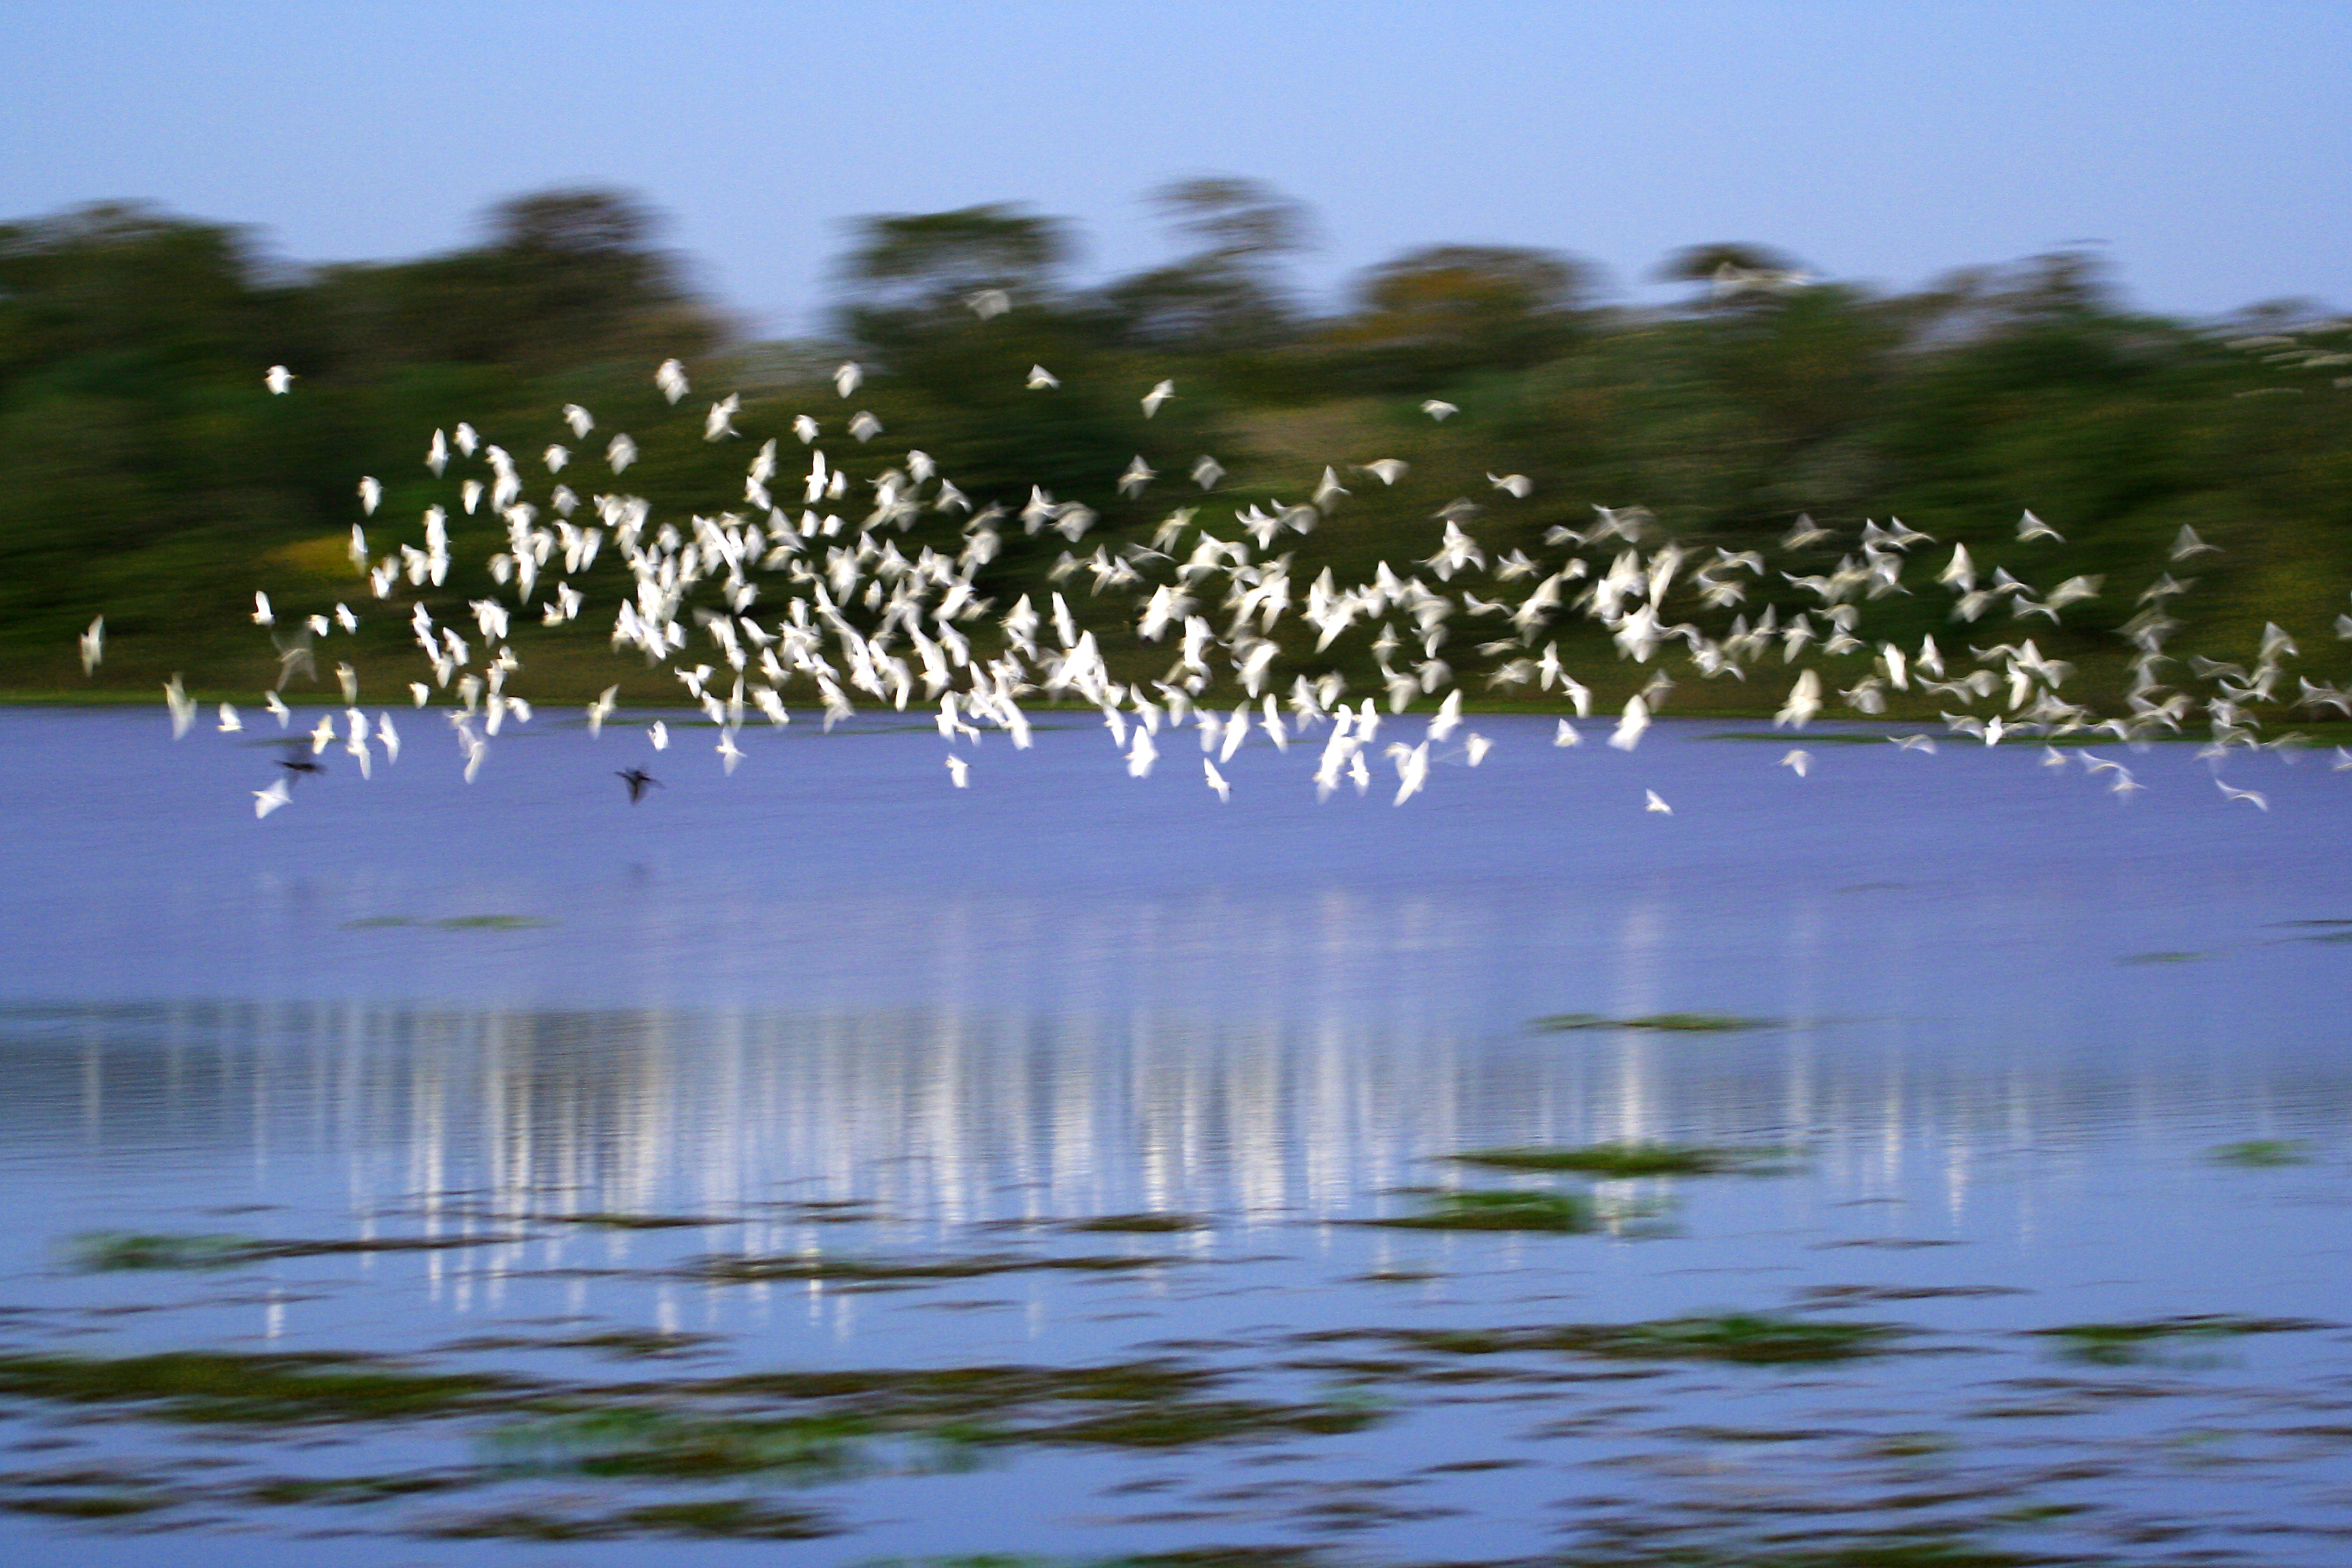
[1142,380,1175,417]
[1420,399,1456,421]
[966,289,1010,320]
[1203,757,1231,801]
[655,359,689,404]
[253,780,292,819]
[946,753,970,787]
[1779,749,1812,777]
[264,365,294,395]
[562,404,595,438]
[1026,365,1060,391]
[1645,789,1672,815]
[834,362,862,397]
[2215,779,2268,811]
[704,395,740,441]
[358,476,381,514]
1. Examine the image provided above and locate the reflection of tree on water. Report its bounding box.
[5,985,2347,1247]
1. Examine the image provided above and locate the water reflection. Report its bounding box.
[9,995,2347,1250]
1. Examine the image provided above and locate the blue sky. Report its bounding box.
[3,1,2344,332]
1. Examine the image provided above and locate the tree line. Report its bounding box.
[1,180,2344,702]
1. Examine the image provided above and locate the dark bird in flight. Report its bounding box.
[617,768,661,804]
[276,747,326,782]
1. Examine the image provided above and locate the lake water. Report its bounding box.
[0,706,2348,1565]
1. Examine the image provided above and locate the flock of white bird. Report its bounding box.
[101,357,2352,819]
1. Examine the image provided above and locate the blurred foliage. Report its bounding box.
[2,181,2347,702]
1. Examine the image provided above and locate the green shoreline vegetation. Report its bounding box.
[3,187,2346,723]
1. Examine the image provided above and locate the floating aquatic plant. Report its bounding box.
[66,1229,523,1271]
[340,915,554,931]
[2208,1139,2313,1167]
[687,1252,1180,1283]
[1447,1142,1798,1177]
[486,1406,877,1480]
[2027,1313,2331,1366]
[1386,1312,1905,1365]
[1365,1189,1597,1232]
[425,1497,836,1541]
[1060,1213,1210,1233]
[1531,1012,1778,1033]
[0,1350,532,1424]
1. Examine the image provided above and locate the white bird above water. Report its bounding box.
[1203,757,1230,801]
[253,779,291,819]
[2215,779,2268,811]
[649,721,669,751]
[163,676,195,739]
[946,753,970,787]
[1609,696,1650,751]
[1645,789,1672,815]
[1779,749,1811,777]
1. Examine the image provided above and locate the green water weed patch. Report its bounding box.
[1533,1012,1779,1033]
[2027,1314,2332,1366]
[1448,1142,1798,1177]
[1364,1189,1597,1232]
